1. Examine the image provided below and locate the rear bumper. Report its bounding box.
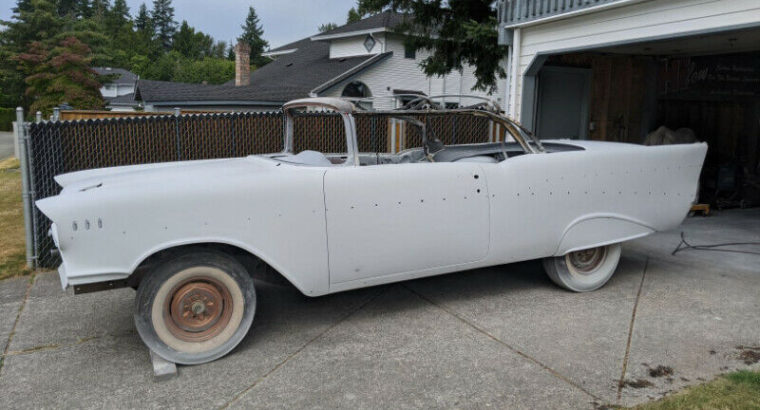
[57,259,130,291]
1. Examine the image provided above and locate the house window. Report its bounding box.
[342,81,372,109]
[404,44,416,59]
[342,81,371,98]
[363,35,376,52]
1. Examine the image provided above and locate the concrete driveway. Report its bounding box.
[0,209,758,409]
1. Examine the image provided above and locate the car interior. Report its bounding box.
[269,110,584,167]
[270,141,584,167]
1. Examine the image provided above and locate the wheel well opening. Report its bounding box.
[128,243,291,289]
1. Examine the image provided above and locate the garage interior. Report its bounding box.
[531,26,760,210]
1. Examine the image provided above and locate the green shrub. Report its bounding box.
[0,107,15,131]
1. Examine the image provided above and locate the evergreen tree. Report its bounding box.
[12,0,34,14]
[89,0,110,20]
[347,7,363,23]
[238,6,268,67]
[76,0,92,19]
[56,0,78,17]
[0,0,246,109]
[16,36,104,114]
[134,3,151,32]
[151,0,176,51]
[1,0,64,52]
[173,21,215,59]
[1,0,64,108]
[318,23,338,33]
[172,21,196,58]
[105,0,130,33]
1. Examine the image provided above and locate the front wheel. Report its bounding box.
[134,250,256,365]
[542,244,622,292]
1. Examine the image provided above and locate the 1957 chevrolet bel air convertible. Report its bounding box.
[36,97,707,364]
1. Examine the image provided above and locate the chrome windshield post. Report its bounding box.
[283,109,295,154]
[282,98,359,165]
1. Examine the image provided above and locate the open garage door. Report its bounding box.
[529,26,760,210]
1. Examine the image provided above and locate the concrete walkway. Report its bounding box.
[0,209,758,409]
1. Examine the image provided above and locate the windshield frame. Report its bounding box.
[281,98,544,167]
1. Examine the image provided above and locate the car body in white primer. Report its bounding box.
[35,97,707,364]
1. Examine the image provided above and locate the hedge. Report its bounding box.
[0,107,14,131]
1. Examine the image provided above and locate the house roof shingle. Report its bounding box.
[93,67,138,85]
[313,11,408,38]
[105,92,138,106]
[134,12,405,106]
[136,39,391,104]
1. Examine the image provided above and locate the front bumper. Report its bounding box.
[58,262,69,290]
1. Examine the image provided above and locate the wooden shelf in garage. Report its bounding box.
[690,203,710,216]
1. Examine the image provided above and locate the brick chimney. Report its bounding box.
[234,41,251,87]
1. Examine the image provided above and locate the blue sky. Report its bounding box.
[1,0,358,49]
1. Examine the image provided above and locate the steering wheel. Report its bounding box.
[392,115,444,162]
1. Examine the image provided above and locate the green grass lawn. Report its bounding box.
[634,370,760,410]
[0,157,31,280]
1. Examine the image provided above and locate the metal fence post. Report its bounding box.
[174,107,181,160]
[35,111,42,123]
[16,107,35,269]
[53,107,60,122]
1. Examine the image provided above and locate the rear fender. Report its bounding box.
[555,214,655,256]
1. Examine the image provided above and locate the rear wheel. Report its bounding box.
[542,244,622,292]
[134,250,256,365]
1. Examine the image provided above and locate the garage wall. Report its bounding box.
[543,53,656,143]
[512,0,760,120]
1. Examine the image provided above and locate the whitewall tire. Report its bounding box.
[134,250,256,365]
[542,244,622,292]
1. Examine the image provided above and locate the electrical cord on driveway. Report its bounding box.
[672,231,760,256]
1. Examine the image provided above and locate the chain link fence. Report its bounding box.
[23,110,499,268]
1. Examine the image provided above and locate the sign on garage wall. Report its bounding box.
[659,52,760,99]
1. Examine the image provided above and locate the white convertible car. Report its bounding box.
[36,97,707,364]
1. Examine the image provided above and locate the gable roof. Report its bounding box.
[93,67,138,85]
[134,12,405,106]
[105,92,138,106]
[135,41,391,105]
[267,37,313,54]
[311,11,408,40]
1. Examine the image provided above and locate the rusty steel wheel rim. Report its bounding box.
[163,276,234,342]
[567,247,607,274]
